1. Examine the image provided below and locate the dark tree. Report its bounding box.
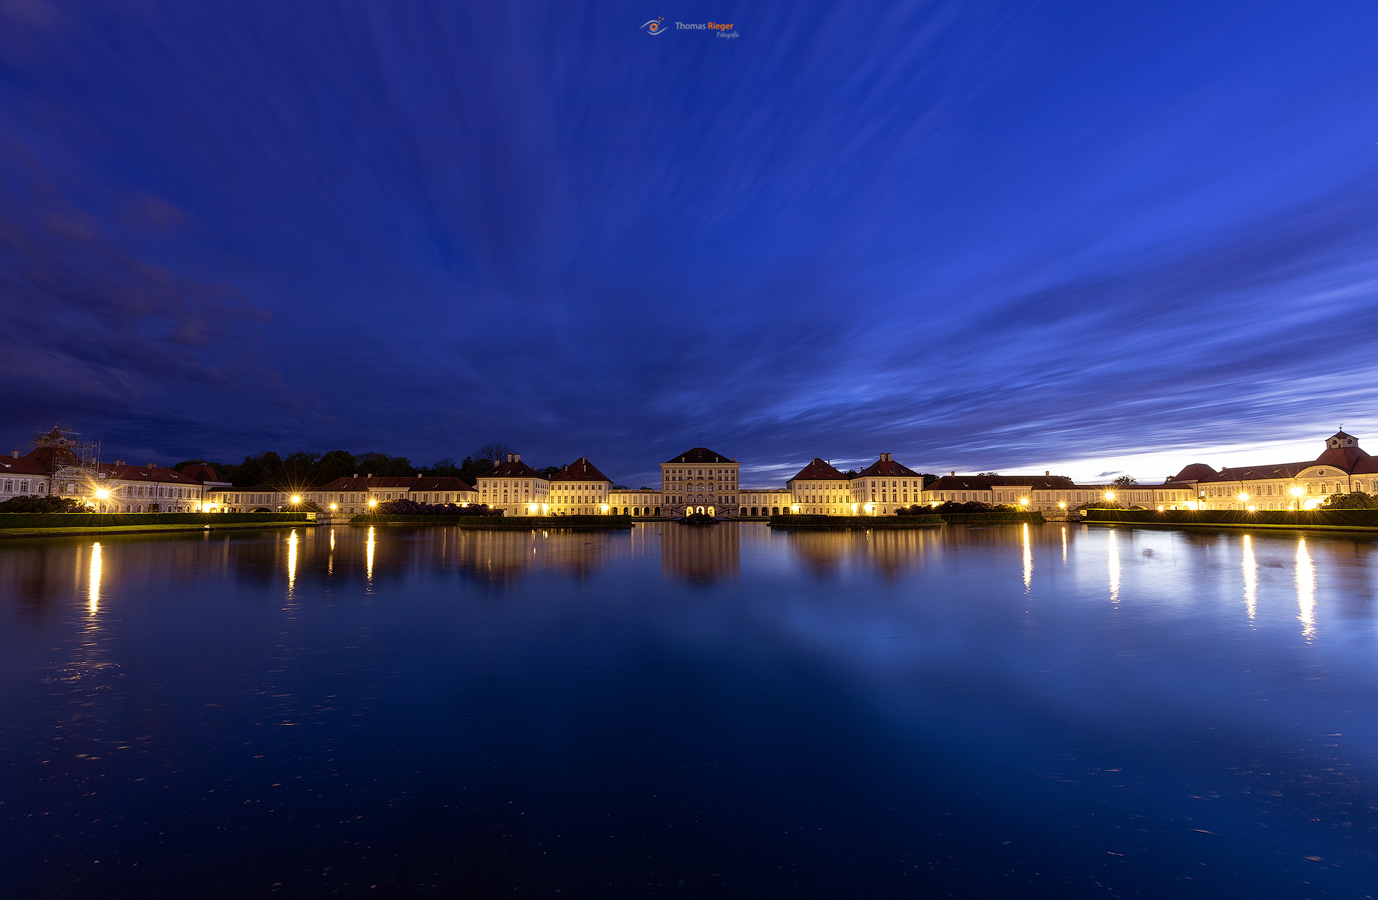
[1322,491,1378,509]
[1112,475,1139,487]
[313,450,357,485]
[355,452,414,477]
[476,442,517,463]
[426,457,464,478]
[0,495,82,512]
[459,456,493,485]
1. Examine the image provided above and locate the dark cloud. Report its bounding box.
[2,1,1377,482]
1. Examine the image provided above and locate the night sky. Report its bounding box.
[3,2,1376,487]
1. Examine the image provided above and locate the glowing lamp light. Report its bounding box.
[1156,505,1164,512]
[1247,505,1257,512]
[368,498,378,508]
[95,488,110,500]
[599,504,609,514]
[290,494,302,504]
[1057,500,1066,509]
[1237,492,1249,503]
[1019,497,1029,506]
[1104,491,1115,502]
[863,503,875,514]
[329,502,338,511]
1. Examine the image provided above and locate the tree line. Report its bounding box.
[173,441,538,489]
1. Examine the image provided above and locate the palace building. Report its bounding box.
[303,475,478,515]
[660,447,739,518]
[549,457,613,515]
[477,453,550,515]
[1167,430,1378,510]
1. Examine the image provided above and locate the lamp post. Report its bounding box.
[1290,485,1304,512]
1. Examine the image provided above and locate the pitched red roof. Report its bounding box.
[100,463,201,485]
[665,447,733,464]
[480,458,547,480]
[856,455,922,479]
[1198,462,1311,482]
[179,463,221,483]
[550,457,613,483]
[1171,463,1218,482]
[1314,445,1370,470]
[316,476,476,492]
[924,474,1101,491]
[787,458,848,482]
[25,445,81,471]
[0,455,50,476]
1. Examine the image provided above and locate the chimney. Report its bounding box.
[367,473,372,478]
[415,472,421,478]
[951,471,955,476]
[514,453,520,462]
[1045,470,1050,477]
[353,473,358,478]
[9,451,16,459]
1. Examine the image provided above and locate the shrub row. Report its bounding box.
[0,511,313,529]
[937,511,1045,524]
[1084,508,1378,530]
[352,514,634,529]
[769,514,943,528]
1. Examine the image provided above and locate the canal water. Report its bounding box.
[1,522,1376,898]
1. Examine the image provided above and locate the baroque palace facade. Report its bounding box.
[4,428,1371,518]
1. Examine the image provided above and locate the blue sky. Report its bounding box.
[2,1,1376,486]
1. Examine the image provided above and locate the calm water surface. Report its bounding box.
[2,522,1377,898]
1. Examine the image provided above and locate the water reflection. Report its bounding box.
[1107,528,1120,603]
[1242,534,1257,621]
[1296,538,1316,638]
[2,524,1378,899]
[1021,523,1032,591]
[365,526,375,583]
[286,530,298,594]
[662,525,739,582]
[88,541,101,614]
[782,528,940,581]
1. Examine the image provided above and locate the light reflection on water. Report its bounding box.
[1,522,1378,897]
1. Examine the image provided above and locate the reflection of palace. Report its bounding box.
[784,527,940,579]
[660,524,740,582]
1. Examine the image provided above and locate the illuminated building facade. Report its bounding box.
[851,453,926,515]
[477,454,550,515]
[787,458,852,515]
[1171,430,1378,511]
[660,448,740,517]
[549,457,613,515]
[303,475,477,515]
